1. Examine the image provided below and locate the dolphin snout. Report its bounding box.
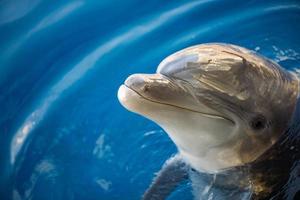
[125,74,148,93]
[125,73,171,96]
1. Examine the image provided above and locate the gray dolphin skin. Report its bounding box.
[117,44,300,200]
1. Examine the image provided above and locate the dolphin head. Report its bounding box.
[118,44,299,172]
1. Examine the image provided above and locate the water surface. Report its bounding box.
[0,0,300,199]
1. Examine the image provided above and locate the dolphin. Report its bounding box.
[117,43,300,199]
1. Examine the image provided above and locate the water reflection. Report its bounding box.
[0,0,299,199]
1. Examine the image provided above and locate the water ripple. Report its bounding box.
[10,0,212,166]
[3,1,300,199]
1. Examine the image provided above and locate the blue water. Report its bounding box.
[1,0,300,199]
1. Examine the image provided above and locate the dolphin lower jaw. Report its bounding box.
[118,83,239,172]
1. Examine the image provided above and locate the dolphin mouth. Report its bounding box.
[121,83,234,124]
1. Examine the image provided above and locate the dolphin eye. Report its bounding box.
[250,115,267,130]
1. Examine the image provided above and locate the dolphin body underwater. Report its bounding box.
[117,44,300,200]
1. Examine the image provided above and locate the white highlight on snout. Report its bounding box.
[117,84,147,114]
